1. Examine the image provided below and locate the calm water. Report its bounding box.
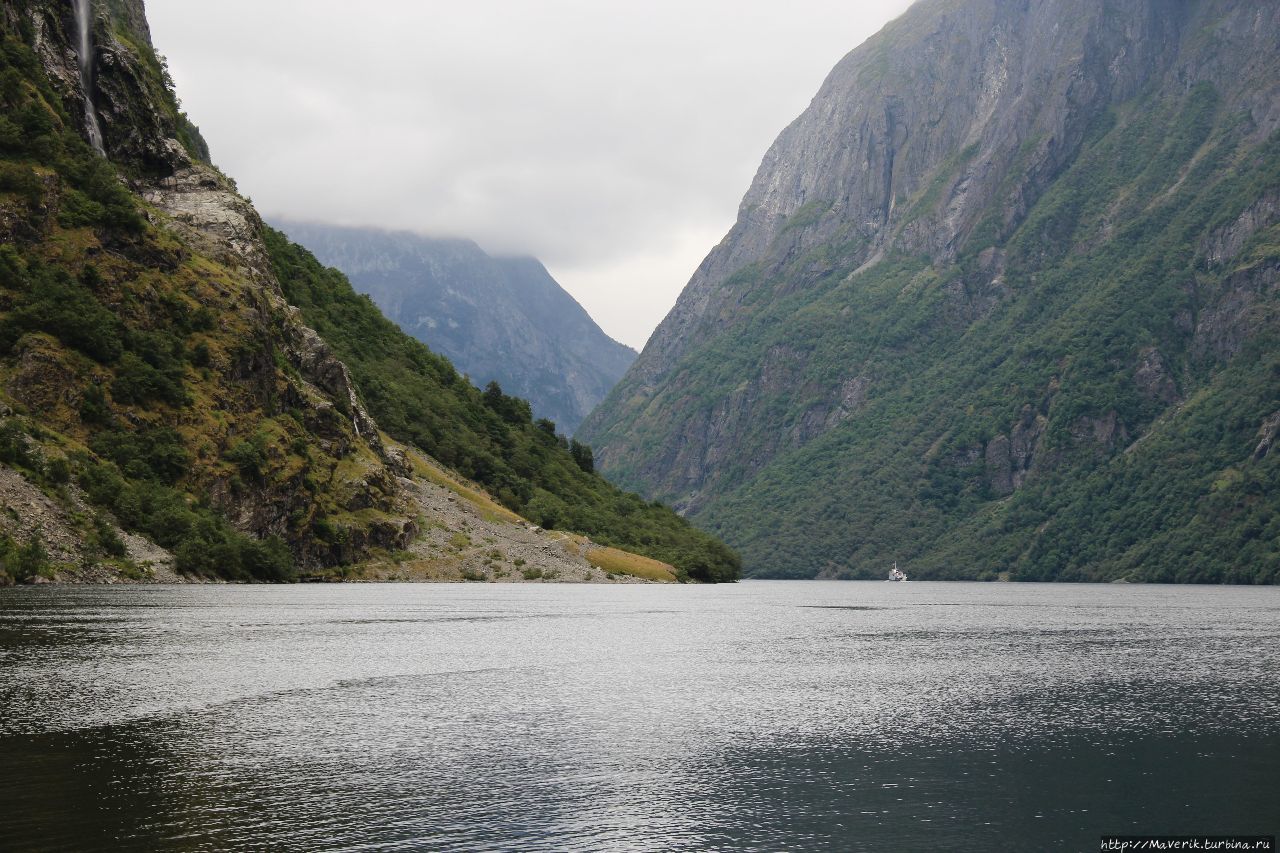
[0,582,1277,851]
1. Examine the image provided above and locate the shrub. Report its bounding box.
[110,352,187,406]
[0,534,51,583]
[57,187,108,228]
[225,433,269,483]
[78,385,112,425]
[0,262,124,363]
[89,427,191,484]
[569,439,594,474]
[190,340,211,367]
[44,455,70,484]
[0,161,42,205]
[88,513,127,559]
[0,419,36,470]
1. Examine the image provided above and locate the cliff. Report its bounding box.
[0,0,738,583]
[275,221,635,435]
[580,0,1280,582]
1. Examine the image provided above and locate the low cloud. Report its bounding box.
[147,0,913,349]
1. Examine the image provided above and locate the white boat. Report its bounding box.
[887,561,908,582]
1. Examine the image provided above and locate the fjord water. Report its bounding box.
[1,583,1276,851]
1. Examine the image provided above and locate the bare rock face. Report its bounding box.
[608,0,1235,398]
[1200,191,1280,266]
[138,160,399,470]
[94,35,187,175]
[1192,261,1280,362]
[1134,348,1178,406]
[28,8,79,100]
[142,167,266,267]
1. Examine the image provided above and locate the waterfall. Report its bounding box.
[72,0,105,155]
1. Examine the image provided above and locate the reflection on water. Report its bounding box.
[1,582,1277,851]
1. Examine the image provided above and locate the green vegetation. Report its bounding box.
[77,458,293,581]
[0,532,52,585]
[0,10,740,584]
[588,81,1280,584]
[263,228,741,582]
[0,20,294,582]
[782,199,833,233]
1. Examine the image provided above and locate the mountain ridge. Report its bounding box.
[580,0,1280,583]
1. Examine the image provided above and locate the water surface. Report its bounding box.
[1,581,1276,851]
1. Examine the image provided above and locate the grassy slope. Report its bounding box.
[599,83,1280,583]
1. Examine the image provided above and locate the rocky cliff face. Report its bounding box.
[626,0,1280,388]
[26,0,199,174]
[0,0,429,576]
[275,222,635,435]
[580,0,1280,583]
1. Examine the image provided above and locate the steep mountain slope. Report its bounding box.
[0,0,737,584]
[580,0,1280,583]
[262,228,738,582]
[275,221,635,435]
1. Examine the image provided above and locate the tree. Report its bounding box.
[569,439,594,474]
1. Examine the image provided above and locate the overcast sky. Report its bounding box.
[145,0,913,350]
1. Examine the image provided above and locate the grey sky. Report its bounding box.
[145,0,913,349]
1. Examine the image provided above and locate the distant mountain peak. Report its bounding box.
[275,220,635,434]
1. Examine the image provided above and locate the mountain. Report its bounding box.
[579,0,1280,584]
[0,0,738,584]
[273,222,636,435]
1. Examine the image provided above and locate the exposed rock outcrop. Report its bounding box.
[985,406,1046,497]
[1254,412,1280,461]
[135,158,412,559]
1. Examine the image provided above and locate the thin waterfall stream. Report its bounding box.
[72,0,105,155]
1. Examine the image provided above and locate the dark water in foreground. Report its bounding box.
[0,582,1276,851]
